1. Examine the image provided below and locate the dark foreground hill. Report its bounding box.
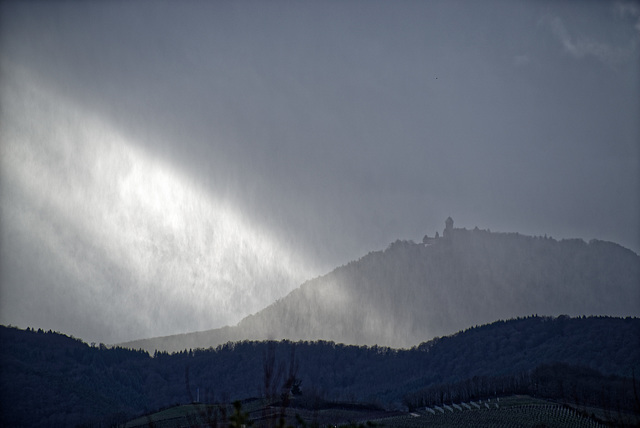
[2,316,639,427]
[123,223,640,353]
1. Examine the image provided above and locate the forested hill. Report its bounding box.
[1,316,639,427]
[123,226,640,352]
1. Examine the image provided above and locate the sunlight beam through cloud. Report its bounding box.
[0,63,314,343]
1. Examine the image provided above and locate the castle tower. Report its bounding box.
[443,217,454,239]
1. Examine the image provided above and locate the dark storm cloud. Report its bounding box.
[1,0,638,343]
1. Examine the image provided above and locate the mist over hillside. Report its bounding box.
[122,221,640,353]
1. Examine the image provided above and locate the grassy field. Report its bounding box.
[124,403,223,428]
[370,396,607,428]
[124,395,632,427]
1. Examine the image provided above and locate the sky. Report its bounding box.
[1,0,638,345]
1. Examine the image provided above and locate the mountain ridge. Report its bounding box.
[121,221,640,353]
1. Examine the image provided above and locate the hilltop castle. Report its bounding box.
[423,217,454,245]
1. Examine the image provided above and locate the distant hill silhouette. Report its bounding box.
[122,222,640,353]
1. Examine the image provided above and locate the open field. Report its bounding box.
[123,395,633,428]
[124,404,222,428]
[371,396,607,428]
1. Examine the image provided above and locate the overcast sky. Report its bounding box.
[1,0,638,344]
